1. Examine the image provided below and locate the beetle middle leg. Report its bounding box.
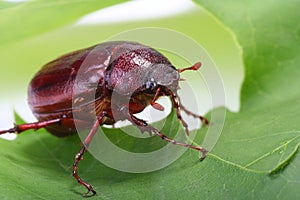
[72,111,107,197]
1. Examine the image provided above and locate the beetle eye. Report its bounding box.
[145,79,157,94]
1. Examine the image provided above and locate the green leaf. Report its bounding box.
[193,0,300,198]
[1,0,299,199]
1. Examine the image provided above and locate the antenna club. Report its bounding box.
[178,62,202,73]
[193,62,202,70]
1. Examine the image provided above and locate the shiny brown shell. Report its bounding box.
[28,41,179,136]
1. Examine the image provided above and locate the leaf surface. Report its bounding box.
[1,0,300,199]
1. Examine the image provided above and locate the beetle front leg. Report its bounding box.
[72,111,107,197]
[149,124,207,160]
[171,93,209,136]
[179,103,209,126]
[171,94,190,136]
[121,107,207,160]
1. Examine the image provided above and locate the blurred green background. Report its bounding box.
[0,0,242,125]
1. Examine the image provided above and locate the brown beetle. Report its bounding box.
[0,41,209,196]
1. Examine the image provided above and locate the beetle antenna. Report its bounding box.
[178,62,201,73]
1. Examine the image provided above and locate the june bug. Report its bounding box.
[0,41,209,196]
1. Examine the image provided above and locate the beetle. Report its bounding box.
[0,41,209,196]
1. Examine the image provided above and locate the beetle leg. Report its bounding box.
[120,107,207,160]
[0,118,61,135]
[170,93,190,136]
[170,93,209,137]
[72,111,107,197]
[150,124,207,160]
[179,104,209,126]
[173,94,209,126]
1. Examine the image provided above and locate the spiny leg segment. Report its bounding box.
[0,118,61,135]
[72,111,107,197]
[121,107,207,160]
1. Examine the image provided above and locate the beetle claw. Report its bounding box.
[199,148,208,161]
[83,189,97,197]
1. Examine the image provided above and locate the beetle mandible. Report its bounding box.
[0,41,209,196]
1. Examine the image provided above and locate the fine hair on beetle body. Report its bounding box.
[0,41,209,197]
